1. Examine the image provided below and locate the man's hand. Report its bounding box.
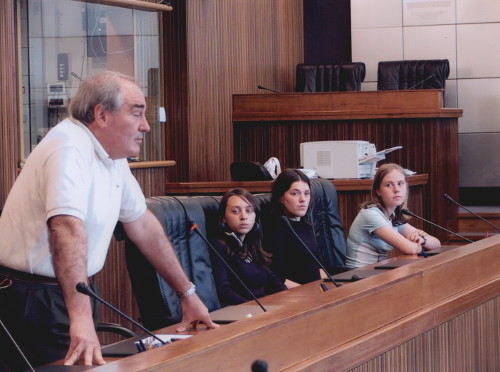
[63,318,105,366]
[176,294,219,333]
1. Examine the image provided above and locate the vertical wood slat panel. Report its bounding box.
[161,2,190,182]
[0,0,20,206]
[347,296,500,372]
[185,0,303,182]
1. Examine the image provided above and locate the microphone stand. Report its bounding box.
[257,85,280,93]
[188,219,267,313]
[282,217,342,288]
[444,193,500,233]
[408,75,433,90]
[401,209,474,243]
[76,282,167,345]
[0,318,35,372]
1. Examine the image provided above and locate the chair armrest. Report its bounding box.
[97,322,137,339]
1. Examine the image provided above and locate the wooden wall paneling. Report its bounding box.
[0,0,20,208]
[161,1,189,182]
[185,0,303,182]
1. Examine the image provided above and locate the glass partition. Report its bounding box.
[19,0,163,162]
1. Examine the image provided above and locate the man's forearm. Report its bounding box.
[48,215,93,321]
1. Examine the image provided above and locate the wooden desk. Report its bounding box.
[87,236,499,371]
[165,175,429,234]
[232,90,462,242]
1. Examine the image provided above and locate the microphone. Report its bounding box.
[188,219,268,313]
[408,75,434,90]
[0,319,35,372]
[444,193,500,233]
[401,209,473,243]
[251,359,268,372]
[75,282,167,346]
[257,85,280,93]
[282,217,342,288]
[70,72,82,81]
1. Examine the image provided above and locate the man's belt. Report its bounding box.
[0,265,94,286]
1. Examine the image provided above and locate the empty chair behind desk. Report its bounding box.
[296,62,366,92]
[377,59,450,90]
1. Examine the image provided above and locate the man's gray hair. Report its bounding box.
[68,71,137,125]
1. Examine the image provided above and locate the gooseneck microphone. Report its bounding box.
[401,209,473,243]
[0,319,35,372]
[70,72,82,81]
[257,85,280,93]
[76,282,167,345]
[408,75,434,90]
[282,217,342,288]
[408,74,434,90]
[188,219,267,313]
[444,193,500,233]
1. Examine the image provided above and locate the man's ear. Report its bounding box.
[93,104,108,127]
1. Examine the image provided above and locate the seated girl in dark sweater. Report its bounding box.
[266,169,323,287]
[209,188,287,307]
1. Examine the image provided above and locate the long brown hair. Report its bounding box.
[362,163,409,226]
[217,188,271,265]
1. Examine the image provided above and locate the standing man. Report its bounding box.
[0,71,218,370]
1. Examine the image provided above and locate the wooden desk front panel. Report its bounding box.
[234,117,458,242]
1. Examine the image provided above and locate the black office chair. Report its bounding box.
[96,321,137,347]
[230,161,273,181]
[97,322,137,339]
[377,59,450,90]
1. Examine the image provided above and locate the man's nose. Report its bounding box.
[140,118,151,133]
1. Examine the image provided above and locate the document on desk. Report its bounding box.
[102,334,192,357]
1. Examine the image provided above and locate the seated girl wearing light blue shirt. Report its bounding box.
[346,163,440,268]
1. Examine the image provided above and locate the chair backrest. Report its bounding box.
[230,161,273,181]
[295,62,366,92]
[124,178,347,330]
[377,59,450,90]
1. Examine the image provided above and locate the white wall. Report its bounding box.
[351,0,500,188]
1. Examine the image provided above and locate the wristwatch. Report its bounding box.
[420,234,428,246]
[176,282,196,299]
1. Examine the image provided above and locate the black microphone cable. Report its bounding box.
[401,209,473,243]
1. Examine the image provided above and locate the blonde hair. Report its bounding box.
[363,163,409,225]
